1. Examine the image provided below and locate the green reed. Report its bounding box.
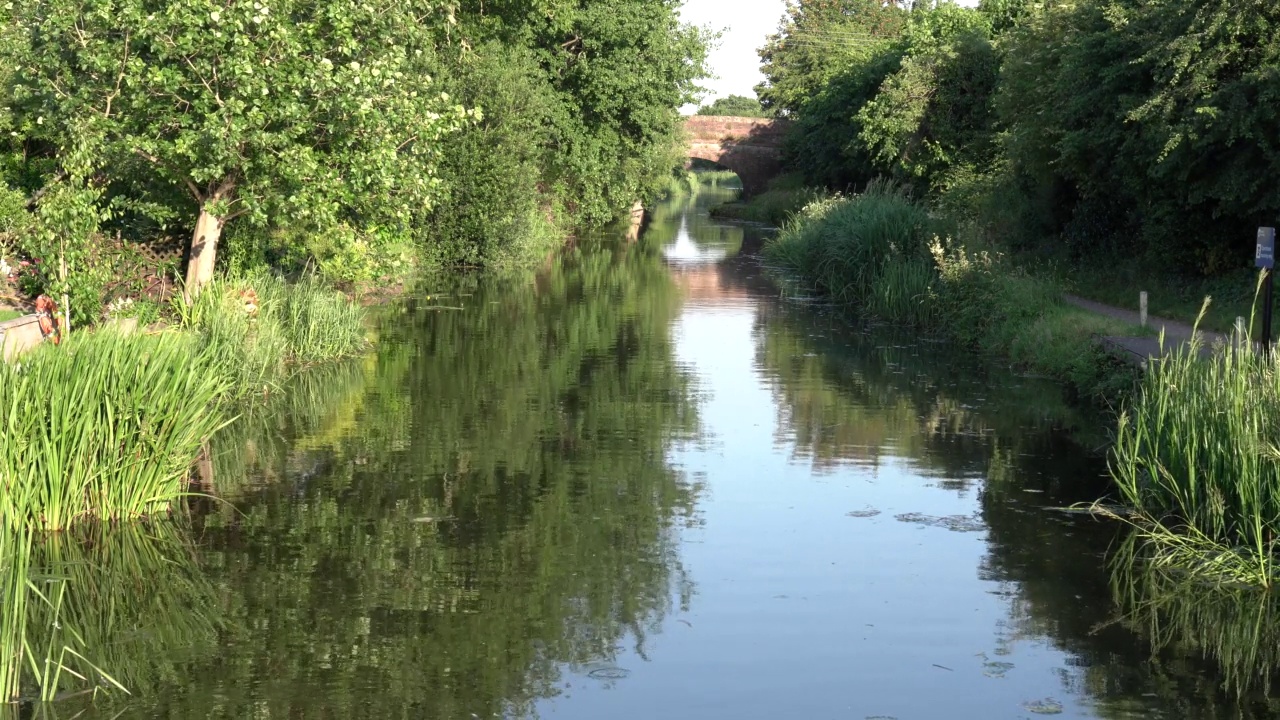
[171,272,368,397]
[1110,286,1280,586]
[1,531,126,706]
[0,330,231,533]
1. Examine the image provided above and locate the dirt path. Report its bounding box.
[1064,294,1226,364]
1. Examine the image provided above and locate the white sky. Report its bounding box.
[679,0,788,112]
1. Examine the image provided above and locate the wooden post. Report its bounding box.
[1139,291,1148,328]
[1236,316,1247,347]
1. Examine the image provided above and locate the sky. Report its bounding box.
[678,0,788,113]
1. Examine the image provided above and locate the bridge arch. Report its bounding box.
[683,116,789,197]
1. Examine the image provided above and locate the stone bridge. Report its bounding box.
[683,116,789,197]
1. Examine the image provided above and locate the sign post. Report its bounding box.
[1257,227,1276,356]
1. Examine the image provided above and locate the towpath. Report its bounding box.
[1064,294,1226,365]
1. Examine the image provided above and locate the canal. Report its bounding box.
[28,186,1280,718]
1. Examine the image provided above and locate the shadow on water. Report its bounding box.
[6,187,1280,717]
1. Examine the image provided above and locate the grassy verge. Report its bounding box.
[1,273,368,533]
[0,309,20,323]
[762,182,1146,404]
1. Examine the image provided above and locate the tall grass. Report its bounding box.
[0,330,231,533]
[764,181,935,321]
[0,272,367,532]
[171,272,368,397]
[1110,294,1280,586]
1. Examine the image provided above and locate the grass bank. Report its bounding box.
[0,273,368,533]
[763,182,1280,588]
[762,182,1144,404]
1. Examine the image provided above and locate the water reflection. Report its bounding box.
[1,524,216,715]
[8,186,1280,717]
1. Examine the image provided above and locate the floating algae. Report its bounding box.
[894,512,985,532]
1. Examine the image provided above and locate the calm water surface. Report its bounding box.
[37,188,1280,718]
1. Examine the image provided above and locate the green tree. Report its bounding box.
[857,3,999,193]
[756,0,908,116]
[697,94,773,118]
[9,0,472,293]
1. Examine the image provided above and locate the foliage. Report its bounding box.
[1110,293,1280,587]
[424,43,563,268]
[0,330,231,533]
[696,94,773,118]
[8,0,474,286]
[857,10,1000,193]
[446,0,710,234]
[995,0,1280,272]
[783,47,903,190]
[170,272,368,397]
[756,0,908,116]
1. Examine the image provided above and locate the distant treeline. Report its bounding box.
[759,0,1279,274]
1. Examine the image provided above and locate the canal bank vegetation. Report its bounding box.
[764,183,1143,402]
[749,0,1280,584]
[1110,307,1280,587]
[0,0,707,525]
[0,275,368,533]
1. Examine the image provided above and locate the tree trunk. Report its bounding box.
[185,204,223,297]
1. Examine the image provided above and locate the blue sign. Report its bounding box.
[1258,227,1276,269]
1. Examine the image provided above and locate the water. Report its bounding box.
[14,187,1280,718]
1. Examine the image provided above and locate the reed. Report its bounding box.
[1110,292,1280,586]
[0,330,231,533]
[171,272,368,397]
[764,180,935,319]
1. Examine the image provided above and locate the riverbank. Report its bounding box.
[742,181,1280,587]
[0,273,368,533]
[758,184,1147,407]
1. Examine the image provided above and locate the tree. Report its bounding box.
[696,94,773,118]
[10,0,473,293]
[756,0,908,115]
[857,4,999,192]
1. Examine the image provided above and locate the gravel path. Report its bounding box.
[1063,294,1226,365]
